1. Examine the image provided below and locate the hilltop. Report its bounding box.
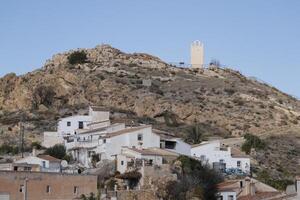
[0,44,299,181]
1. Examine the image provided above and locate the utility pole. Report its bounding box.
[19,114,25,158]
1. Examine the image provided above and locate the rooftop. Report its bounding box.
[103,125,152,138]
[126,147,179,157]
[37,155,61,162]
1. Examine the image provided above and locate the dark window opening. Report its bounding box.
[137,134,143,141]
[67,121,71,126]
[164,141,176,149]
[74,186,78,194]
[121,161,124,165]
[46,185,51,193]
[78,121,84,129]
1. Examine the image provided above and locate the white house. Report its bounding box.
[14,155,61,172]
[153,129,191,156]
[43,106,110,148]
[69,125,161,167]
[117,147,179,174]
[191,140,250,174]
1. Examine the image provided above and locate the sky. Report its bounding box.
[0,0,300,97]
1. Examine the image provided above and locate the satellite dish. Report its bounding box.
[61,160,68,168]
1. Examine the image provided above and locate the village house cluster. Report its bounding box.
[0,106,299,199]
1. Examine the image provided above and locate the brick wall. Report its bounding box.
[0,171,97,200]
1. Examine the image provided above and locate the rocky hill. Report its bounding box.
[0,44,299,182]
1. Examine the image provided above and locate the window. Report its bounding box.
[67,121,71,126]
[19,185,24,193]
[74,186,78,194]
[42,161,46,168]
[237,161,241,167]
[103,139,106,143]
[228,195,234,200]
[121,161,124,165]
[78,121,84,129]
[137,134,143,141]
[24,167,31,171]
[46,185,51,193]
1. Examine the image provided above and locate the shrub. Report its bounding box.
[45,144,66,159]
[32,85,56,108]
[31,141,42,150]
[0,144,19,155]
[68,51,87,65]
[241,133,266,154]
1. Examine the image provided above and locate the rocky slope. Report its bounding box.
[0,44,299,181]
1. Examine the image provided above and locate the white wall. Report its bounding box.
[97,126,160,160]
[58,115,92,136]
[15,156,49,168]
[217,191,236,200]
[191,141,250,173]
[173,139,191,156]
[89,107,110,122]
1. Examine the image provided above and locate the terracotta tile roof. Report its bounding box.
[103,125,152,138]
[37,155,61,162]
[238,192,282,200]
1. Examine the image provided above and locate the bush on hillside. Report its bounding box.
[68,51,87,65]
[0,144,19,155]
[32,85,56,108]
[241,133,266,154]
[45,144,66,159]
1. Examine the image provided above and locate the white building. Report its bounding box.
[191,140,250,174]
[116,147,179,174]
[69,125,161,167]
[14,155,61,173]
[42,106,110,148]
[154,129,191,156]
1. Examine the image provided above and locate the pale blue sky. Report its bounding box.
[0,1,300,97]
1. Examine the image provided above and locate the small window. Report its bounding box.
[78,121,84,129]
[237,161,241,167]
[121,161,124,165]
[46,185,51,193]
[228,195,234,200]
[20,185,24,193]
[24,167,31,171]
[14,166,18,171]
[74,186,78,194]
[67,121,71,126]
[219,159,224,163]
[42,161,46,168]
[103,139,106,143]
[137,134,143,141]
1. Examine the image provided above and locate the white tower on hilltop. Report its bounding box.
[190,40,204,68]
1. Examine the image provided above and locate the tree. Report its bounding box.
[241,133,266,154]
[45,144,66,159]
[163,156,223,200]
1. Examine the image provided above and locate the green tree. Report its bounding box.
[45,144,66,159]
